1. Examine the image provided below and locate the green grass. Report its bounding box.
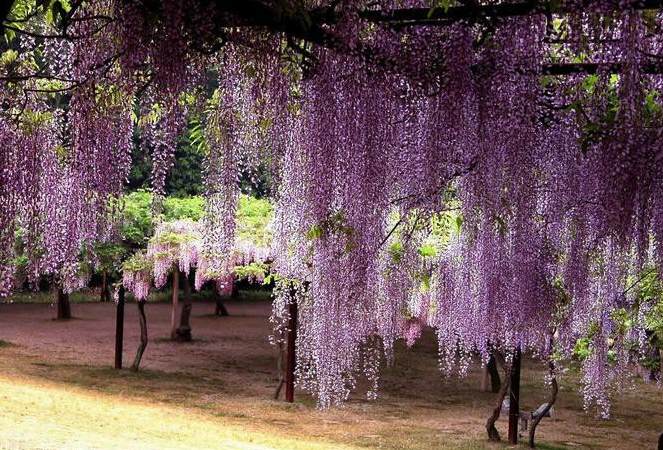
[0,374,355,450]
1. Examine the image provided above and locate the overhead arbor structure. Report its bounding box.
[1,0,663,442]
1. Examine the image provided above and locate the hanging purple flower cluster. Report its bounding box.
[198,47,277,287]
[0,0,207,292]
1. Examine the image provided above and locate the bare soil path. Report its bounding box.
[0,294,660,449]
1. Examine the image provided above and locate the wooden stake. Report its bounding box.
[508,347,522,445]
[114,286,125,369]
[285,300,298,403]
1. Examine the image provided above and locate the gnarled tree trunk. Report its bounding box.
[56,288,71,320]
[487,355,501,393]
[481,354,502,393]
[528,361,558,448]
[486,353,510,442]
[131,300,148,371]
[175,271,193,341]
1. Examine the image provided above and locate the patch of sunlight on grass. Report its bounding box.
[0,376,356,450]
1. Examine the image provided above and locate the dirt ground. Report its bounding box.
[0,292,661,449]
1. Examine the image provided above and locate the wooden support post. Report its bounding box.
[170,268,179,340]
[284,300,298,403]
[114,286,125,369]
[508,347,522,445]
[176,271,193,342]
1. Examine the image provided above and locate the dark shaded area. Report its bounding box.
[127,137,204,198]
[126,136,271,198]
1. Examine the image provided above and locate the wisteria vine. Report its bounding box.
[1,0,663,420]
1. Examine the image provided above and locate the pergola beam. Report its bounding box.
[359,0,663,26]
[4,1,663,76]
[209,1,663,75]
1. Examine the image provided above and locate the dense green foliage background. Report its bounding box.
[127,135,271,198]
[120,191,272,249]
